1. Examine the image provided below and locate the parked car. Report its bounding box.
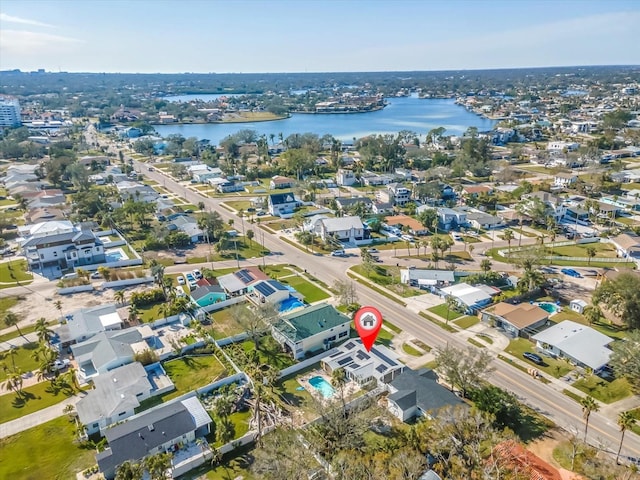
[561,268,581,278]
[331,249,346,257]
[177,276,185,285]
[256,211,266,216]
[523,352,544,365]
[367,248,379,253]
[193,269,202,279]
[185,273,195,282]
[52,359,70,371]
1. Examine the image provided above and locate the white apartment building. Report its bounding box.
[0,96,21,127]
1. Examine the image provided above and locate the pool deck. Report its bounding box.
[297,370,360,404]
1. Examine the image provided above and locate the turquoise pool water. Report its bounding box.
[279,296,305,312]
[537,302,559,314]
[308,376,335,398]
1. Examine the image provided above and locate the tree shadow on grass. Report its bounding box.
[11,390,36,408]
[515,408,554,442]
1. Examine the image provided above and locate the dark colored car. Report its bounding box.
[523,352,544,365]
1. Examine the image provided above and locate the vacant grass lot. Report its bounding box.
[427,304,463,321]
[0,260,33,284]
[0,416,95,480]
[572,376,631,404]
[546,242,617,258]
[454,316,480,329]
[209,306,249,340]
[137,302,165,322]
[212,410,252,448]
[238,338,296,370]
[163,355,227,399]
[505,338,573,378]
[0,381,78,424]
[278,275,329,303]
[0,342,40,381]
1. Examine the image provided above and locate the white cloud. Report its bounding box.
[0,13,54,28]
[0,29,82,57]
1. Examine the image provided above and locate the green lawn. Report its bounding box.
[402,343,423,356]
[223,200,253,212]
[163,355,227,399]
[428,304,463,321]
[0,381,78,424]
[212,410,251,447]
[238,337,296,370]
[262,264,295,278]
[0,295,20,316]
[547,242,617,258]
[505,338,573,378]
[177,446,256,480]
[0,260,33,283]
[209,306,249,339]
[552,311,629,340]
[0,416,95,480]
[572,376,631,404]
[137,302,165,322]
[277,363,317,411]
[0,342,40,382]
[454,316,480,329]
[278,275,329,303]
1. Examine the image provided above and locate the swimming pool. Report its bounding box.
[279,296,305,312]
[105,247,128,262]
[308,376,335,398]
[537,302,559,314]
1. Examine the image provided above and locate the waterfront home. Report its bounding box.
[532,320,613,371]
[321,338,404,386]
[272,303,350,359]
[480,302,549,338]
[386,368,465,422]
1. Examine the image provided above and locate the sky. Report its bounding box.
[1,0,639,73]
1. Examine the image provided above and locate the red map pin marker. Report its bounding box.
[354,306,383,352]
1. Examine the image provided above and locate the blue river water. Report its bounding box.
[154,94,496,145]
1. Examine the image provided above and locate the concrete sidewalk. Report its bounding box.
[0,331,38,352]
[0,391,86,439]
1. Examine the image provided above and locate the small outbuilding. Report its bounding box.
[569,299,588,314]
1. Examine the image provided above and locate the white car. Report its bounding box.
[52,359,70,371]
[177,276,185,285]
[193,269,202,279]
[331,249,346,257]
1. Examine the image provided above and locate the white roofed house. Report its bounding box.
[317,215,370,245]
[531,320,613,372]
[609,233,640,264]
[76,362,153,435]
[554,172,578,188]
[56,304,123,348]
[400,269,455,288]
[321,339,405,386]
[439,283,497,314]
[187,164,222,183]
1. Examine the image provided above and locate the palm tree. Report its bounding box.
[35,318,54,344]
[115,460,143,480]
[445,296,457,325]
[128,305,139,323]
[54,300,63,322]
[4,312,22,337]
[503,229,514,252]
[480,258,492,273]
[586,246,597,265]
[114,290,126,306]
[144,452,172,480]
[580,395,599,442]
[5,371,24,398]
[331,367,348,415]
[615,410,635,464]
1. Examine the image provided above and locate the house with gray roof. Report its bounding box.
[272,303,351,359]
[57,304,123,346]
[76,362,154,435]
[71,327,147,381]
[190,285,227,307]
[335,196,373,212]
[168,214,203,243]
[387,368,466,422]
[400,269,455,288]
[531,320,613,371]
[96,397,211,479]
[322,338,404,386]
[247,279,291,307]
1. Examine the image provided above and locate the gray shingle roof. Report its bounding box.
[388,369,465,415]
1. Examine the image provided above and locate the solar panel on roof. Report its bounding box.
[356,351,369,361]
[371,347,396,366]
[337,357,352,366]
[236,269,254,283]
[254,282,276,297]
[375,365,388,373]
[344,341,355,349]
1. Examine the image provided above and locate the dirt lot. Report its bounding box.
[144,243,213,264]
[527,428,567,468]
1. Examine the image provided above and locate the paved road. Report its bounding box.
[93,129,640,458]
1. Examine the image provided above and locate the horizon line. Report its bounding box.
[1,64,639,76]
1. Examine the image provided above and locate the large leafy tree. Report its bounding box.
[435,345,494,398]
[593,273,640,329]
[608,329,640,394]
